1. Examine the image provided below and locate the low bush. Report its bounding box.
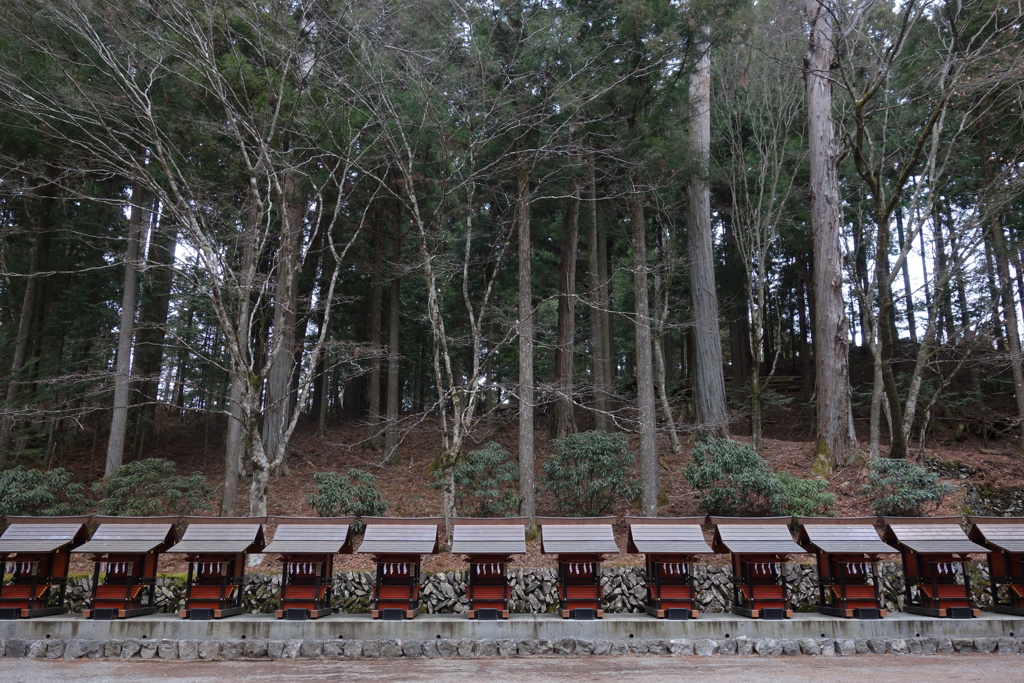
[775,471,836,517]
[93,458,212,516]
[542,431,640,516]
[864,458,956,517]
[445,442,522,518]
[308,469,388,530]
[684,438,834,516]
[0,466,85,517]
[684,438,779,516]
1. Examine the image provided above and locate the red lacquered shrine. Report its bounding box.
[450,517,527,619]
[0,516,90,619]
[625,516,713,620]
[357,517,440,620]
[968,516,1024,616]
[264,516,353,620]
[795,517,898,619]
[74,516,178,619]
[539,517,619,620]
[882,516,988,619]
[711,517,804,619]
[167,516,267,619]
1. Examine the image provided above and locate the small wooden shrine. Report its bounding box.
[968,516,1024,616]
[539,517,619,620]
[882,516,988,618]
[0,516,90,619]
[73,516,178,619]
[264,516,354,620]
[795,517,898,619]
[625,516,713,619]
[710,517,804,619]
[450,517,527,619]
[167,516,267,619]
[356,517,440,620]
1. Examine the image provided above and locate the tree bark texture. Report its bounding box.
[261,171,303,474]
[132,198,176,456]
[366,205,384,445]
[551,168,580,439]
[221,375,244,516]
[805,0,857,471]
[0,179,54,462]
[687,36,730,440]
[991,218,1024,452]
[586,154,612,431]
[516,159,536,521]
[105,182,146,475]
[384,196,402,463]
[629,185,659,516]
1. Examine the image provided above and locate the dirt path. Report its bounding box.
[0,655,1017,683]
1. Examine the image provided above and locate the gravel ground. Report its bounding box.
[0,655,1017,682]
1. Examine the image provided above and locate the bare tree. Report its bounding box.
[0,0,366,515]
[716,6,805,452]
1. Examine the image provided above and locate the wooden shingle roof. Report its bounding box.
[794,517,897,555]
[881,516,988,555]
[450,518,527,556]
[356,517,440,556]
[967,516,1024,554]
[167,516,267,555]
[0,516,91,555]
[624,517,713,555]
[73,516,178,555]
[710,516,804,555]
[538,517,619,555]
[263,516,355,555]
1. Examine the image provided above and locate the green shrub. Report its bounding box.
[0,466,85,517]
[308,469,388,530]
[684,438,834,516]
[542,431,640,516]
[441,442,522,517]
[775,472,836,517]
[92,458,212,516]
[864,458,956,517]
[684,438,779,516]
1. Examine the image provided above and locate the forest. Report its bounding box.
[0,0,1022,526]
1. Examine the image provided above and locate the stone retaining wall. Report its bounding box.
[57,561,991,616]
[1,635,1021,660]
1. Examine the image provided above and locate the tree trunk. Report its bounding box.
[221,375,244,516]
[687,35,730,440]
[629,184,659,516]
[874,210,908,459]
[797,264,814,403]
[895,210,917,343]
[384,195,403,463]
[133,198,176,457]
[551,166,580,440]
[587,153,611,431]
[805,0,857,471]
[366,205,384,446]
[517,157,536,521]
[654,215,682,455]
[105,181,147,475]
[262,171,303,475]
[0,177,54,463]
[991,217,1024,452]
